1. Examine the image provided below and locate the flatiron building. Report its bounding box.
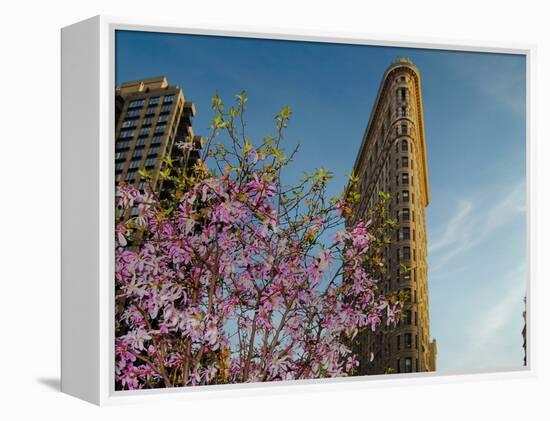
[351,58,436,374]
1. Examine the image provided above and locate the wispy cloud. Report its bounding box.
[462,263,526,370]
[486,183,526,231]
[429,182,525,272]
[429,200,473,253]
[435,261,527,372]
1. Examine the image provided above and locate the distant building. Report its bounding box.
[114,76,201,197]
[523,296,527,366]
[350,58,436,374]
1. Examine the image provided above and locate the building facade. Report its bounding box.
[115,76,200,196]
[350,58,436,375]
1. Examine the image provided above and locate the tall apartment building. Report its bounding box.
[115,76,201,196]
[351,58,436,374]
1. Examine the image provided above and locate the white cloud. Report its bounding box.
[459,264,526,370]
[486,183,525,231]
[429,200,473,253]
[429,182,525,272]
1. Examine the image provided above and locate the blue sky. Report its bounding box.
[115,30,527,373]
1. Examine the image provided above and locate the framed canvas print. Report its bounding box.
[61,16,534,405]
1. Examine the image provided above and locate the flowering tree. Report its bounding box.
[115,93,402,389]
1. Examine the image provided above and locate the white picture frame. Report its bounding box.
[61,15,536,405]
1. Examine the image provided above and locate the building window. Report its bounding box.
[403,310,412,325]
[405,333,412,348]
[402,208,410,221]
[142,117,153,126]
[400,106,408,117]
[122,119,138,128]
[127,170,137,180]
[163,95,175,103]
[402,156,408,168]
[158,114,169,123]
[403,246,411,260]
[403,227,410,240]
[145,157,156,168]
[397,359,401,374]
[148,96,161,105]
[402,190,409,202]
[401,124,408,135]
[115,162,124,171]
[115,151,127,161]
[401,173,409,185]
[160,104,172,114]
[415,334,419,349]
[146,107,157,115]
[128,99,145,108]
[405,357,412,373]
[148,146,160,156]
[397,335,401,351]
[116,140,131,150]
[155,124,166,134]
[126,109,142,118]
[151,135,162,145]
[129,160,142,169]
[401,139,408,151]
[119,130,135,139]
[133,147,145,158]
[136,137,148,146]
[139,127,150,137]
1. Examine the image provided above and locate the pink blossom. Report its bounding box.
[114,120,398,390]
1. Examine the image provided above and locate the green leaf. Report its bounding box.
[162,155,173,166]
[213,115,225,128]
[138,168,152,179]
[160,168,171,179]
[279,106,292,119]
[243,138,253,154]
[211,95,222,109]
[236,91,248,104]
